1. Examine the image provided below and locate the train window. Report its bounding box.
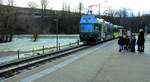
[99,24,102,32]
[94,24,99,32]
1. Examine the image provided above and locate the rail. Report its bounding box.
[0,38,114,79]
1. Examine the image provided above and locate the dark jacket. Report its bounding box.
[122,37,126,45]
[125,37,130,45]
[137,31,145,45]
[118,37,123,46]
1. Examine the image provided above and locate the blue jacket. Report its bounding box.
[118,37,123,46]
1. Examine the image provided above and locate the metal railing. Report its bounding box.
[3,40,81,64]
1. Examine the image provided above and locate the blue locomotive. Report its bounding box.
[79,14,123,43]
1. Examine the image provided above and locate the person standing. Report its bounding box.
[137,29,145,52]
[122,35,126,50]
[125,36,130,50]
[118,36,123,52]
[130,35,136,52]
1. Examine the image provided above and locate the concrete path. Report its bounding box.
[2,35,150,82]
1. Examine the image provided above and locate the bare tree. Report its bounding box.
[130,12,134,17]
[0,0,3,4]
[137,11,141,17]
[40,0,49,34]
[30,22,40,42]
[79,2,83,17]
[28,1,38,9]
[0,0,17,43]
[40,0,48,19]
[0,0,3,42]
[114,8,129,27]
[107,8,116,17]
[27,1,39,42]
[7,0,15,6]
[0,2,2,19]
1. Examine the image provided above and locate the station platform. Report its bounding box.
[2,35,150,82]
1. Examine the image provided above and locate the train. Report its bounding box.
[79,14,124,44]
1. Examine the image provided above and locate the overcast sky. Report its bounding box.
[3,0,150,14]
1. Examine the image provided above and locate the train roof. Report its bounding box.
[98,19,112,25]
[80,15,98,24]
[97,18,104,23]
[104,21,113,25]
[113,25,124,29]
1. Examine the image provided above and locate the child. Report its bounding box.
[118,36,123,52]
[130,35,136,52]
[122,35,126,50]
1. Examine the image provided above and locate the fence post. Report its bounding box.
[32,48,34,56]
[77,40,79,45]
[56,44,58,51]
[59,43,60,50]
[17,50,20,60]
[43,46,44,54]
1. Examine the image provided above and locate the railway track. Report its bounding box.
[0,44,91,79]
[0,39,114,79]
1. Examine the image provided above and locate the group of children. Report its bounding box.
[118,35,136,52]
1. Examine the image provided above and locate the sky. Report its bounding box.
[2,0,150,14]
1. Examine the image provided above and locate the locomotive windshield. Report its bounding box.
[80,15,99,33]
[80,24,93,32]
